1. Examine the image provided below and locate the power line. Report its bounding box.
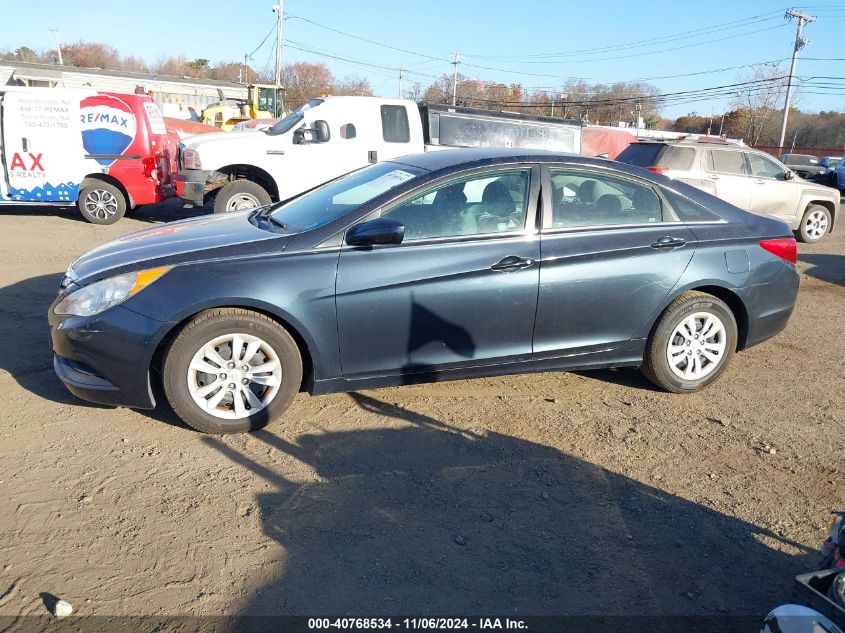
[249,22,277,57]
[463,11,786,60]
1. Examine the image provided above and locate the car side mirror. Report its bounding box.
[783,170,795,181]
[312,120,330,143]
[346,218,405,246]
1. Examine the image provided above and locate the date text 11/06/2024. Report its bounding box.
[307,618,528,630]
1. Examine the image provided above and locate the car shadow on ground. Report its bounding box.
[201,392,815,618]
[799,253,845,287]
[0,198,209,224]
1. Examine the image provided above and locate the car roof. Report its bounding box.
[388,147,603,172]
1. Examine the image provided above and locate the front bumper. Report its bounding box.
[49,303,171,410]
[174,169,211,206]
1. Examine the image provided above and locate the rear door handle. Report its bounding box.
[651,236,687,251]
[708,174,719,180]
[491,256,535,272]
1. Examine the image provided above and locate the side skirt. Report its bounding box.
[310,340,647,396]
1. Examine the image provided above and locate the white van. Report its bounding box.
[0,86,175,224]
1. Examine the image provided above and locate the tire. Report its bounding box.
[641,291,737,393]
[162,308,302,433]
[77,181,127,225]
[212,180,271,214]
[796,204,831,243]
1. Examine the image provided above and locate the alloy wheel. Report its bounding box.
[84,189,119,221]
[666,312,727,381]
[186,333,282,419]
[804,210,829,240]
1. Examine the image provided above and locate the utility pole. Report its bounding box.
[242,53,251,84]
[398,67,404,99]
[273,2,284,86]
[451,53,460,106]
[49,28,63,66]
[778,9,816,149]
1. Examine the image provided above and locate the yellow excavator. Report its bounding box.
[201,84,285,131]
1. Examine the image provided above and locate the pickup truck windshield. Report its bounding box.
[265,99,324,136]
[268,162,424,232]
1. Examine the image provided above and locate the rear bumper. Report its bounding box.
[741,263,800,349]
[174,169,211,206]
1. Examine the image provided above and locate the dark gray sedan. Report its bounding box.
[49,149,799,433]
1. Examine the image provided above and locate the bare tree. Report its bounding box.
[333,74,373,96]
[730,64,790,145]
[61,41,121,69]
[152,55,189,77]
[281,62,334,109]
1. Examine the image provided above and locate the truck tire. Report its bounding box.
[213,180,271,214]
[796,204,831,243]
[78,181,127,225]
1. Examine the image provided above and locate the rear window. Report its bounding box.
[381,105,410,143]
[664,190,723,222]
[706,150,748,175]
[616,144,694,170]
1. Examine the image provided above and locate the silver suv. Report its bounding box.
[616,139,840,242]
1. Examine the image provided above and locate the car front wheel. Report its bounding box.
[163,308,302,433]
[641,291,737,393]
[796,204,831,243]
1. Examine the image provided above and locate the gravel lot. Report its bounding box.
[0,200,843,619]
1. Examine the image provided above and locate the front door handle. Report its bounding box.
[708,174,720,180]
[651,236,687,251]
[491,256,535,272]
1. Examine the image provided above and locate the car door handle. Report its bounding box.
[754,179,765,184]
[651,236,687,251]
[708,174,719,180]
[491,256,535,272]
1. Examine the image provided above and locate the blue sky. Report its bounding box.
[3,0,844,118]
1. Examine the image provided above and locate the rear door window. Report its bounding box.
[663,190,723,222]
[381,105,410,143]
[706,150,748,176]
[547,168,665,228]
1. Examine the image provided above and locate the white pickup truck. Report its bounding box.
[174,96,582,212]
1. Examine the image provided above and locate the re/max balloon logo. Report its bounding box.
[79,95,137,166]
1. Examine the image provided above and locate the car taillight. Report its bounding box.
[759,237,797,264]
[648,166,669,175]
[142,155,160,182]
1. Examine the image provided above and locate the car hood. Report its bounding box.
[185,130,276,151]
[67,211,285,284]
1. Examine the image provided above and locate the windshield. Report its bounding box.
[265,98,323,136]
[268,162,425,232]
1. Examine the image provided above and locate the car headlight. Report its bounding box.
[182,149,202,170]
[54,267,171,317]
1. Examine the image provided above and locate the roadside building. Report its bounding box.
[0,59,246,113]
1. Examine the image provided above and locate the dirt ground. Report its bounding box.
[0,200,843,621]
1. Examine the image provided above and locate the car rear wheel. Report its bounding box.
[641,291,737,393]
[213,180,271,213]
[163,308,302,433]
[78,181,127,225]
[796,204,831,243]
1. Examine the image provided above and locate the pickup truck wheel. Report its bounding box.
[213,180,271,213]
[796,204,831,243]
[78,182,127,225]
